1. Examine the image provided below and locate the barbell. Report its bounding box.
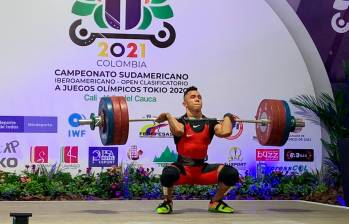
[78,96,305,146]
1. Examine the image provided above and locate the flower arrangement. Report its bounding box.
[0,163,344,205]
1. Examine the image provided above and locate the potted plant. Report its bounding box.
[290,61,349,206]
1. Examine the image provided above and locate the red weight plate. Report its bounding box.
[269,100,287,146]
[117,96,129,145]
[256,99,287,146]
[111,96,123,145]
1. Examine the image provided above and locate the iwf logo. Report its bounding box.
[69,0,176,50]
[68,113,87,138]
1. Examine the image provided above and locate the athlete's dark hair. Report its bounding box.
[183,86,198,98]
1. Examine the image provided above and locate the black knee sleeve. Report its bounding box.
[218,165,239,186]
[160,166,180,187]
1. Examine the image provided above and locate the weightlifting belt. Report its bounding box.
[177,155,205,166]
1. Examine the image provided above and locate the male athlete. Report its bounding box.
[155,86,239,214]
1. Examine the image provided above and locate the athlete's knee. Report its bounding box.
[160,166,180,187]
[218,165,239,186]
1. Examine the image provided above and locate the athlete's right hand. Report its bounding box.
[155,113,170,123]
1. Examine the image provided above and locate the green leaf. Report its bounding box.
[151,0,167,4]
[139,7,152,30]
[94,5,108,28]
[72,1,97,16]
[150,5,173,19]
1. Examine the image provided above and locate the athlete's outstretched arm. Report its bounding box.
[156,113,184,137]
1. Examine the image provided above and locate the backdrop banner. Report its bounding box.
[0,0,325,176]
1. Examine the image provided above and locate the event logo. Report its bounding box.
[127,145,143,160]
[69,0,176,60]
[228,146,243,161]
[153,146,177,166]
[68,113,87,138]
[89,147,118,167]
[30,146,49,164]
[256,149,280,161]
[256,162,308,175]
[225,115,244,141]
[61,146,79,164]
[139,123,172,138]
[68,113,86,127]
[331,0,349,33]
[0,140,19,168]
[284,149,314,162]
[226,146,247,175]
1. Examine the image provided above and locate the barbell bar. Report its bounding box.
[78,96,305,146]
[78,117,271,125]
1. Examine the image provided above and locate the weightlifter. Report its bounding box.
[155,86,239,214]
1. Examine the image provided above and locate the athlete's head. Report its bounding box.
[183,86,202,113]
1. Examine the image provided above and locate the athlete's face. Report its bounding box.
[183,90,202,112]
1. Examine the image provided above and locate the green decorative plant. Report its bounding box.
[290,62,349,187]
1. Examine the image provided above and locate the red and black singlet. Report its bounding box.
[174,114,218,162]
